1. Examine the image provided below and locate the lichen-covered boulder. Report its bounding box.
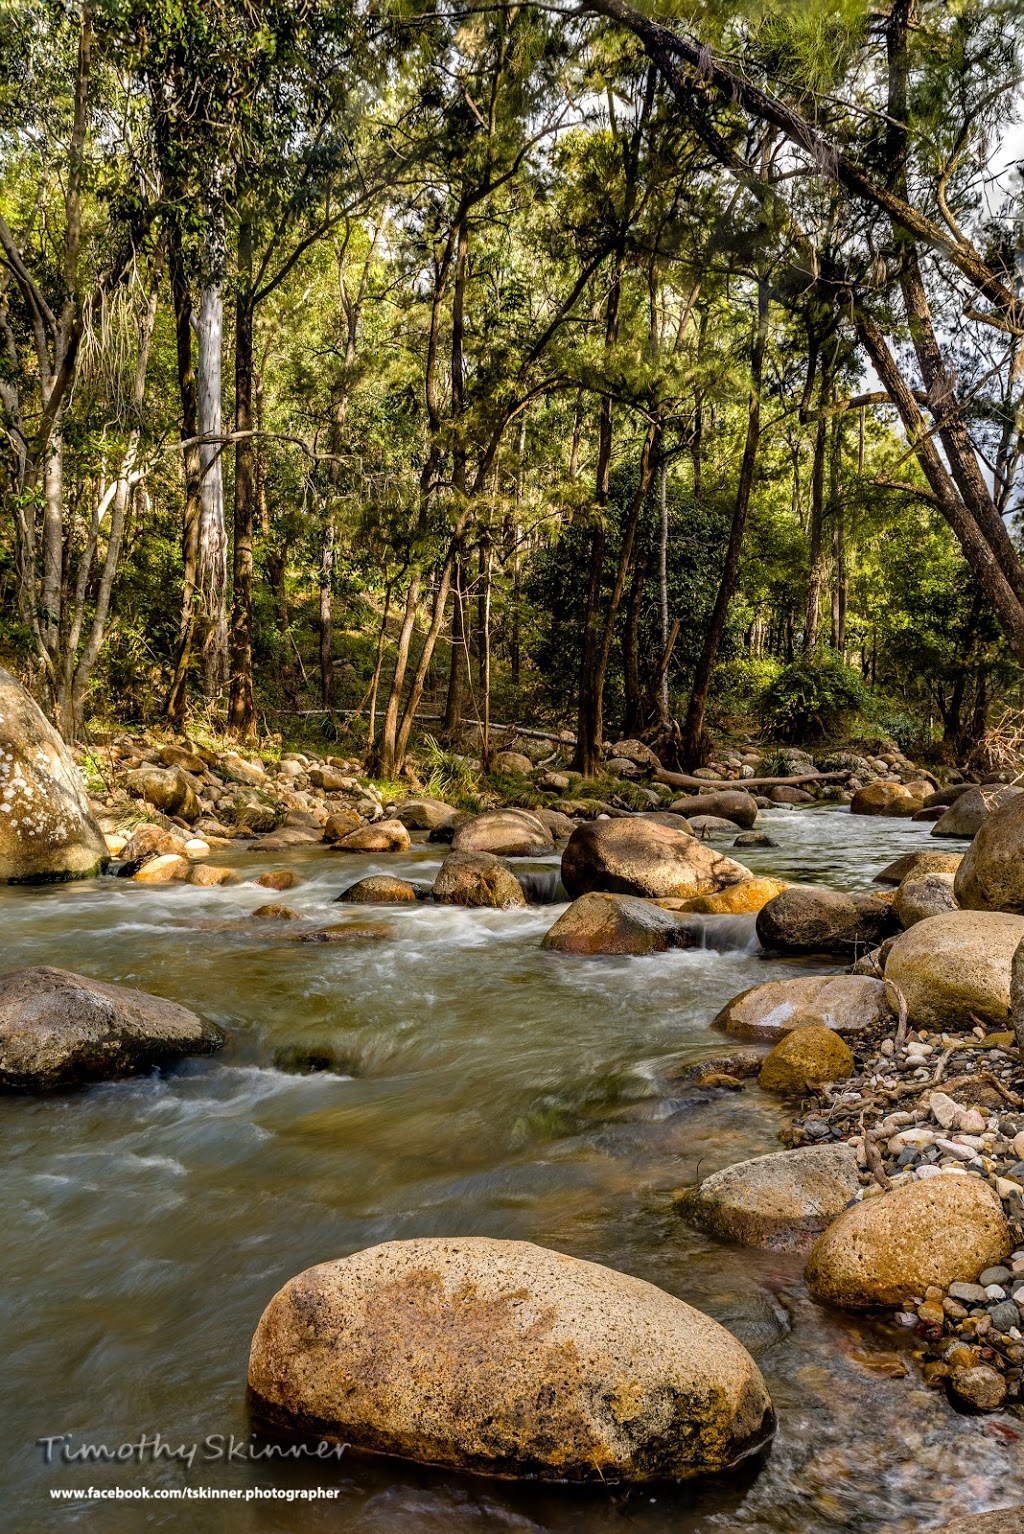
[893,871,958,928]
[851,782,926,816]
[124,766,200,822]
[669,791,758,828]
[541,892,687,955]
[680,877,789,915]
[247,1237,775,1481]
[756,887,896,955]
[432,850,527,909]
[336,875,420,904]
[451,808,554,858]
[805,1176,1010,1309]
[883,910,1024,1029]
[713,975,890,1041]
[561,818,750,901]
[679,1145,860,1251]
[0,668,108,881]
[327,819,410,853]
[954,789,1024,912]
[931,785,1024,839]
[391,797,457,832]
[873,850,963,886]
[758,1025,854,1095]
[0,965,224,1089]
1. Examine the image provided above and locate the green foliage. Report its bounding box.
[763,648,870,742]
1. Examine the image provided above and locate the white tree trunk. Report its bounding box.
[197,278,227,698]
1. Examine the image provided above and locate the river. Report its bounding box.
[4,807,1022,1532]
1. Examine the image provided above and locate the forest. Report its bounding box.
[2,0,1022,776]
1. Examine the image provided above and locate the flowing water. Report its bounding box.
[4,808,1022,1532]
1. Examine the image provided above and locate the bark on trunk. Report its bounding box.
[682,278,768,765]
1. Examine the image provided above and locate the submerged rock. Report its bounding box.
[433,850,527,909]
[541,892,687,955]
[758,1025,854,1095]
[714,975,890,1041]
[679,1144,860,1251]
[756,886,896,955]
[0,965,223,1089]
[247,1236,775,1481]
[0,668,109,882]
[561,818,750,901]
[883,910,1024,1030]
[805,1176,1010,1309]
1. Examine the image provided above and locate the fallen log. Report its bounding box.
[653,768,853,791]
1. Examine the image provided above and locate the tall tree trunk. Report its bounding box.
[228,215,255,736]
[656,459,670,725]
[166,230,203,726]
[197,276,228,704]
[682,279,768,765]
[319,521,335,708]
[803,409,829,650]
[442,551,470,736]
[573,282,620,776]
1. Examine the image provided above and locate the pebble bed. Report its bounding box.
[789,1019,1024,1413]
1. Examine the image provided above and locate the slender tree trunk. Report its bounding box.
[228,215,255,736]
[683,279,768,765]
[319,521,335,708]
[442,551,470,736]
[804,409,829,650]
[197,276,228,703]
[656,459,670,725]
[622,556,645,736]
[166,232,203,726]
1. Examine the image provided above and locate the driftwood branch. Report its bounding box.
[653,767,853,791]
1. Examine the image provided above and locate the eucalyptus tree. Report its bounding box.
[0,0,155,732]
[583,0,1024,665]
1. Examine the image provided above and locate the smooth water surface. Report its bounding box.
[3,808,1021,1533]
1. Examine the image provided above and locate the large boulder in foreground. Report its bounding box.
[0,965,224,1089]
[756,886,896,955]
[247,1237,775,1482]
[433,850,527,909]
[883,910,1024,1029]
[561,818,750,901]
[451,808,554,858]
[931,785,1024,839]
[805,1176,1010,1309]
[669,791,758,829]
[954,788,1024,912]
[0,668,108,882]
[542,892,687,955]
[679,1145,860,1251]
[713,975,890,1041]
